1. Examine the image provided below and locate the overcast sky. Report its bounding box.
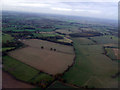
[2,0,119,20]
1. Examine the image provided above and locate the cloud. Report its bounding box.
[74,9,101,14]
[51,7,72,11]
[19,3,51,7]
[2,0,118,20]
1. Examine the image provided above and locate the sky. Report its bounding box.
[2,0,119,20]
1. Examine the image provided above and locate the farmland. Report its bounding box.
[2,71,35,88]
[48,81,76,88]
[8,39,75,75]
[2,11,119,88]
[3,55,54,88]
[2,34,14,43]
[62,37,118,88]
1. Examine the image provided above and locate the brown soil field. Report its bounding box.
[9,39,75,75]
[22,39,74,54]
[113,48,120,59]
[2,71,35,88]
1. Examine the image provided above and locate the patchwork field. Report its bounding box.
[62,37,118,88]
[2,71,35,88]
[8,39,75,75]
[3,55,54,88]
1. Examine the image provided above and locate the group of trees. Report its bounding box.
[69,31,103,37]
[41,46,56,51]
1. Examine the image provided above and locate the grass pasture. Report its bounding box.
[62,37,118,88]
[90,35,118,44]
[8,39,75,75]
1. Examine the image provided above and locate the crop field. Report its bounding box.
[2,11,119,88]
[22,39,74,54]
[2,71,35,88]
[72,38,95,45]
[90,35,118,44]
[8,39,75,75]
[3,55,40,82]
[62,37,118,88]
[3,55,54,87]
[57,37,73,43]
[33,33,60,37]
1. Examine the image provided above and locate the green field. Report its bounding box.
[2,34,14,43]
[62,37,118,88]
[3,55,39,81]
[72,38,95,45]
[105,48,117,60]
[3,55,54,87]
[48,81,75,88]
[2,47,15,52]
[90,35,118,44]
[29,73,54,87]
[33,33,60,37]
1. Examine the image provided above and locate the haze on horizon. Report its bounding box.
[2,0,119,20]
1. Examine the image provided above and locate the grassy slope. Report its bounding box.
[62,37,118,88]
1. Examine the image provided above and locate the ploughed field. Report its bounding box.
[8,39,75,75]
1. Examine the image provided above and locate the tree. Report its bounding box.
[41,46,44,49]
[50,48,53,51]
[54,49,56,51]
